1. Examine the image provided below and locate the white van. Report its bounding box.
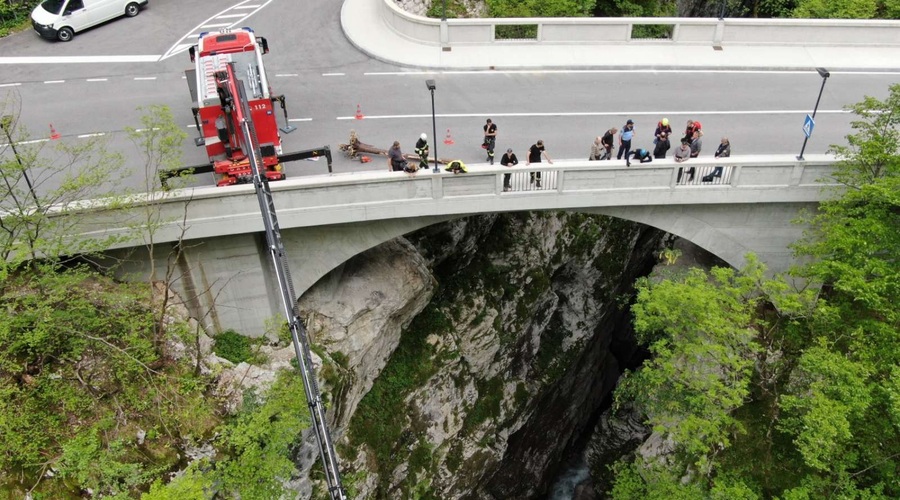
[31,0,148,42]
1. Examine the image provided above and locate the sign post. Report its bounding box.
[797,68,829,161]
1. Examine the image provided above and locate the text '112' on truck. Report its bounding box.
[160,27,332,188]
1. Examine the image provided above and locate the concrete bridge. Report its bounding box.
[70,154,838,334]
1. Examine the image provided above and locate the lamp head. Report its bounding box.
[816,67,830,79]
[426,79,436,91]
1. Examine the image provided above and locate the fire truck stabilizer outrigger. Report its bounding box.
[159,27,331,188]
[164,28,347,499]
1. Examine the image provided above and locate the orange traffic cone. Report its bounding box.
[355,104,364,120]
[443,128,454,145]
[49,123,61,140]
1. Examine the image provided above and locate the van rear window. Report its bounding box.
[215,34,238,42]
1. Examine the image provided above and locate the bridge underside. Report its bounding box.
[107,202,813,335]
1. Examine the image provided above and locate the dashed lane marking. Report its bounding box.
[288,118,313,122]
[0,83,22,87]
[363,69,900,76]
[322,73,345,76]
[86,78,108,82]
[276,73,299,77]
[77,133,106,138]
[44,80,65,84]
[336,109,852,120]
[134,77,157,80]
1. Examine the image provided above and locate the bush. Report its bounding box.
[213,329,254,364]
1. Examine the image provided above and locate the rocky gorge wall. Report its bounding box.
[297,211,666,498]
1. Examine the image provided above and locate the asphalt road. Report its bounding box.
[1,0,896,191]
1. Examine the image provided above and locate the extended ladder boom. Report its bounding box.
[225,63,347,499]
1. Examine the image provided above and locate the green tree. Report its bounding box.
[792,0,878,18]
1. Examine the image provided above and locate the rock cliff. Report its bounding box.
[299,211,665,498]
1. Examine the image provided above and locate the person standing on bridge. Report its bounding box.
[501,147,519,191]
[389,141,408,172]
[654,131,671,159]
[654,118,672,145]
[415,133,430,171]
[683,119,702,144]
[617,120,635,160]
[703,136,731,182]
[675,140,696,183]
[600,127,617,160]
[526,140,552,188]
[590,136,603,160]
[690,130,703,158]
[483,118,498,165]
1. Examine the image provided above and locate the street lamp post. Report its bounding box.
[442,0,446,20]
[0,115,40,208]
[797,67,830,161]
[426,79,439,173]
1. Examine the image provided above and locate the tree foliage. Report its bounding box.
[609,85,900,498]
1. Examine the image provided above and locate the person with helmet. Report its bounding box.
[483,118,498,164]
[414,133,429,171]
[654,118,672,145]
[625,147,653,166]
[654,132,671,159]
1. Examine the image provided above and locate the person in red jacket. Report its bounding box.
[682,119,702,144]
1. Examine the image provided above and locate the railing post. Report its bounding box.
[730,164,742,186]
[432,174,444,199]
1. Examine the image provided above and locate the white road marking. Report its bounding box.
[44,80,65,84]
[288,118,313,122]
[134,127,162,132]
[276,73,299,77]
[160,0,275,61]
[322,73,345,77]
[0,83,22,87]
[187,125,197,128]
[78,133,106,138]
[134,77,157,81]
[86,78,108,82]
[0,55,161,64]
[216,13,247,18]
[337,109,852,120]
[201,23,232,28]
[0,138,49,147]
[364,69,900,76]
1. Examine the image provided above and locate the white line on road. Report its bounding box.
[134,128,162,133]
[201,23,232,28]
[364,69,900,76]
[0,83,22,87]
[216,14,247,18]
[233,4,262,8]
[77,133,106,138]
[0,138,49,147]
[44,80,65,84]
[276,73,299,77]
[86,78,108,82]
[288,118,313,122]
[322,73,345,77]
[0,55,161,64]
[337,109,852,120]
[160,0,275,61]
[134,77,157,81]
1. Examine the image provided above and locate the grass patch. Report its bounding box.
[213,329,264,364]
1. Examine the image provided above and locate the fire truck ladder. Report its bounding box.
[228,64,347,500]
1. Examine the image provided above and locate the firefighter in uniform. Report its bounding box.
[483,118,497,165]
[415,133,429,171]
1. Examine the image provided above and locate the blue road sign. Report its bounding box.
[803,114,815,138]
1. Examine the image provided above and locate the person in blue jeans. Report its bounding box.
[617,119,635,160]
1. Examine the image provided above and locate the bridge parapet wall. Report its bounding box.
[378,0,900,47]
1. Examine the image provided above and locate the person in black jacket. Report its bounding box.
[654,131,671,159]
[600,127,617,160]
[500,148,519,191]
[414,133,429,171]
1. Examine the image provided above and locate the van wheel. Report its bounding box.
[125,2,140,17]
[57,27,74,42]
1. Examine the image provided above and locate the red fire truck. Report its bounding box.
[163,27,330,188]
